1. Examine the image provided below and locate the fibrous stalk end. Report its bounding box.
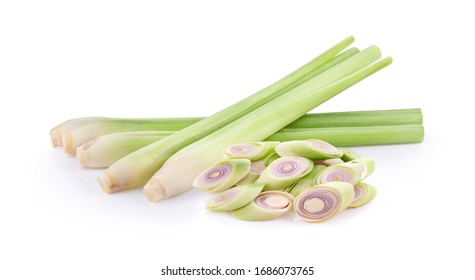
[143,180,165,202]
[97,173,122,194]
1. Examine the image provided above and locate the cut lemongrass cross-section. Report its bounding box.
[339,147,361,162]
[294,182,354,222]
[237,159,266,185]
[232,191,294,221]
[206,183,265,211]
[193,159,251,192]
[275,139,343,160]
[257,156,314,191]
[349,182,377,208]
[346,158,375,181]
[313,158,345,166]
[287,165,326,197]
[316,163,362,186]
[224,141,279,161]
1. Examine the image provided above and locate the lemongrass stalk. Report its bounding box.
[266,124,424,144]
[236,159,266,185]
[263,152,280,167]
[349,182,377,208]
[316,163,362,186]
[287,165,326,197]
[224,141,279,161]
[56,108,423,153]
[99,36,357,193]
[193,159,251,192]
[232,191,294,221]
[50,117,108,147]
[314,158,346,166]
[294,182,354,222]
[339,147,361,161]
[77,131,173,168]
[256,157,314,191]
[144,47,390,201]
[76,124,423,168]
[275,139,343,159]
[206,183,265,211]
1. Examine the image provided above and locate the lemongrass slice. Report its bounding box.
[224,142,279,161]
[350,182,377,208]
[314,158,345,166]
[237,159,266,185]
[257,157,314,191]
[193,159,251,192]
[275,139,343,160]
[339,147,361,162]
[206,183,265,211]
[232,191,294,221]
[287,165,326,197]
[346,158,375,181]
[316,163,362,186]
[263,152,280,167]
[294,182,354,222]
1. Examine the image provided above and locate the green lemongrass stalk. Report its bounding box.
[193,159,251,192]
[266,124,425,144]
[224,142,279,161]
[206,183,265,211]
[76,124,423,168]
[316,163,362,186]
[294,182,355,222]
[231,191,294,221]
[256,157,314,191]
[236,159,266,185]
[339,147,362,161]
[143,47,390,201]
[275,139,343,159]
[99,36,356,193]
[349,182,377,208]
[263,152,280,167]
[54,107,423,152]
[287,165,326,197]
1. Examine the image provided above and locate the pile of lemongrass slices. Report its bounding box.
[194,139,377,222]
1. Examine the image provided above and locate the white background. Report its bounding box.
[1,1,474,279]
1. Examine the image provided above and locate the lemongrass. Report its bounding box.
[339,147,362,161]
[143,46,390,201]
[193,159,251,192]
[316,163,362,186]
[349,182,377,208]
[206,183,265,211]
[294,182,354,222]
[232,191,294,221]
[224,141,279,161]
[287,165,326,197]
[256,157,314,191]
[263,152,280,167]
[275,139,343,159]
[237,159,266,185]
[314,158,346,166]
[50,117,107,148]
[346,158,375,181]
[100,36,357,194]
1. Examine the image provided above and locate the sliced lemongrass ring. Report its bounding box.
[206,183,265,211]
[294,182,354,222]
[193,159,251,192]
[237,159,266,185]
[314,158,345,166]
[224,141,280,161]
[339,147,361,162]
[232,191,294,221]
[275,139,343,160]
[346,158,375,180]
[316,163,362,186]
[263,152,280,167]
[257,156,314,191]
[287,165,326,197]
[349,181,377,208]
